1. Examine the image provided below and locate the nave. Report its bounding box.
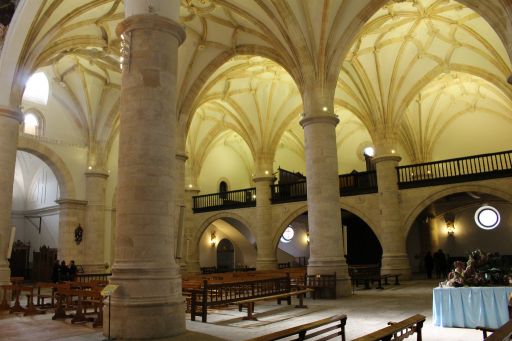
[0,279,483,341]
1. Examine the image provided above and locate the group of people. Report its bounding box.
[424,249,449,279]
[51,259,78,282]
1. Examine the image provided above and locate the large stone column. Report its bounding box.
[56,199,87,264]
[110,9,186,339]
[373,154,411,279]
[184,187,200,275]
[83,170,108,273]
[175,151,187,272]
[254,170,277,270]
[0,106,22,285]
[300,97,351,297]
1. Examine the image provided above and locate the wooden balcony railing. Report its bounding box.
[193,188,256,213]
[339,170,378,196]
[397,150,512,189]
[271,181,307,203]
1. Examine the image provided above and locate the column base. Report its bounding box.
[307,258,352,297]
[0,261,11,285]
[107,263,186,340]
[256,257,277,270]
[106,299,185,340]
[381,253,411,280]
[185,260,201,275]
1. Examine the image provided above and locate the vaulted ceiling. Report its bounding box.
[9,0,512,180]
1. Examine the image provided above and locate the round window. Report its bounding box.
[474,205,500,230]
[280,226,295,243]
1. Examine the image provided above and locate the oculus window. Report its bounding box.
[474,205,500,230]
[280,226,294,243]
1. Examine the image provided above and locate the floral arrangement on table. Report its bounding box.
[442,249,512,287]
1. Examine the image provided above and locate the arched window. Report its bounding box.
[23,72,49,105]
[22,110,44,136]
[219,180,228,199]
[363,146,375,171]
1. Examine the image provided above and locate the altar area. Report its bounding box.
[433,286,512,329]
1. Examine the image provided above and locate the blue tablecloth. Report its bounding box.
[433,286,512,329]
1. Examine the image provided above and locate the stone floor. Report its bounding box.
[0,279,487,341]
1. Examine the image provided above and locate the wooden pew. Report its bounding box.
[190,275,292,323]
[236,288,313,321]
[483,320,512,341]
[306,273,336,299]
[352,314,426,341]
[244,314,347,341]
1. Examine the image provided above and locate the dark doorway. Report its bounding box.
[217,238,234,272]
[342,210,382,265]
[219,181,228,199]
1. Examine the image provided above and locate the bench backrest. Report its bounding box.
[352,314,426,341]
[484,320,512,341]
[349,264,380,278]
[245,314,347,341]
[197,275,291,306]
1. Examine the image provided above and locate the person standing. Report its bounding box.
[424,251,434,279]
[51,259,60,283]
[60,260,69,281]
[69,260,78,281]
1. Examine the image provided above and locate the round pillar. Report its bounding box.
[175,152,188,271]
[0,106,22,285]
[55,198,87,264]
[254,174,277,270]
[84,170,109,272]
[184,187,200,274]
[300,113,351,297]
[373,154,411,279]
[110,13,186,339]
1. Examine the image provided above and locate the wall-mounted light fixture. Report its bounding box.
[306,232,310,244]
[444,213,455,236]
[210,231,217,247]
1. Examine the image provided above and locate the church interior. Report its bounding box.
[1,0,512,340]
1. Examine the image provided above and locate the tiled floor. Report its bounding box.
[0,280,486,341]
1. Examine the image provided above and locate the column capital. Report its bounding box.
[253,175,275,183]
[116,14,186,46]
[0,106,23,123]
[55,198,88,207]
[372,154,401,164]
[299,114,339,128]
[85,170,109,179]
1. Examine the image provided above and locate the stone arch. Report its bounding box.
[179,46,300,135]
[402,183,512,238]
[194,211,255,250]
[339,201,382,245]
[272,204,308,249]
[17,136,76,199]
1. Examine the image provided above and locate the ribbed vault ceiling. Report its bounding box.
[11,0,512,179]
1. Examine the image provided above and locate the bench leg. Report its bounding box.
[384,277,390,285]
[394,275,400,285]
[364,280,371,290]
[376,279,384,290]
[294,293,308,309]
[243,302,257,321]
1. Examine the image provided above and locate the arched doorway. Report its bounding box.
[216,238,235,272]
[342,210,382,265]
[406,191,512,278]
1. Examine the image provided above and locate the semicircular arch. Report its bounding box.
[403,184,512,238]
[194,211,255,249]
[17,136,76,199]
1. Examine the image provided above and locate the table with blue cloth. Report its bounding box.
[433,286,512,329]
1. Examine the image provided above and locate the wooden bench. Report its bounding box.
[306,273,336,298]
[244,314,347,341]
[190,275,292,322]
[483,320,512,341]
[236,288,313,320]
[352,314,426,341]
